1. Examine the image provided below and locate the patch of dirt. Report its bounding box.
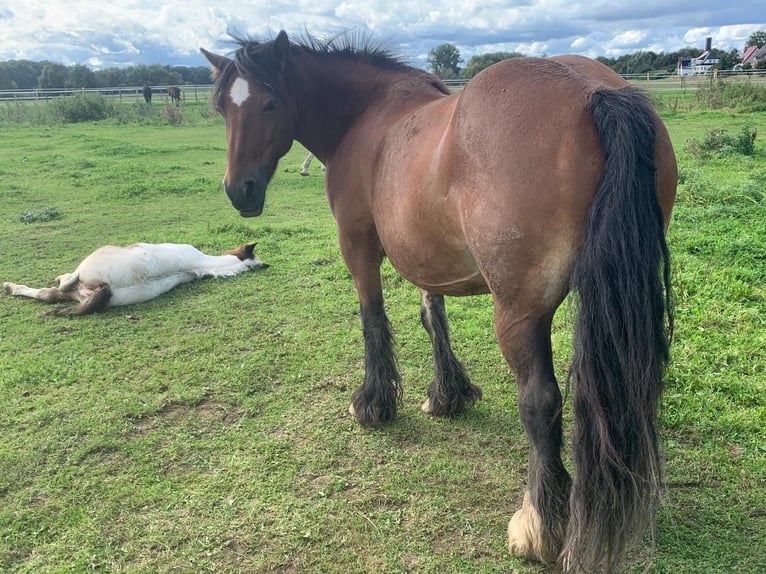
[130,398,245,433]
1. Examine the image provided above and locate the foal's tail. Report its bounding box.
[46,284,113,316]
[563,88,673,572]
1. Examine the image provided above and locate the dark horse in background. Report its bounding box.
[142,84,152,104]
[201,31,676,572]
[167,86,182,105]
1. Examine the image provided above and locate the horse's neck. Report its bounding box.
[288,55,439,162]
[179,252,247,278]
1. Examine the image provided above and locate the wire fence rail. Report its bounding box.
[1,69,765,102]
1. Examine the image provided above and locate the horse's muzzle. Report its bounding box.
[224,166,274,217]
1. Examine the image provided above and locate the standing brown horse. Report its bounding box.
[201,31,676,572]
[167,86,182,105]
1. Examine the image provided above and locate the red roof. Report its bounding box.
[742,45,758,64]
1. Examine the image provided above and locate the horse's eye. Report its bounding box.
[263,100,276,113]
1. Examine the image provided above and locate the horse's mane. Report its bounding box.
[212,31,448,111]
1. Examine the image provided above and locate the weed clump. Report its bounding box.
[17,207,62,224]
[686,125,757,157]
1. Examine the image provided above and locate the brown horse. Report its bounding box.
[167,86,182,105]
[201,31,676,572]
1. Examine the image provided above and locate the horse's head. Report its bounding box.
[224,242,269,268]
[202,31,295,217]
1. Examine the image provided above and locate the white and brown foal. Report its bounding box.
[3,242,267,315]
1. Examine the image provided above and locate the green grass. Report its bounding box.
[0,103,765,573]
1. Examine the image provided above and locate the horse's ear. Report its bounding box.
[225,242,257,260]
[200,47,231,78]
[272,31,290,71]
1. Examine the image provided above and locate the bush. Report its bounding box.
[51,93,114,123]
[686,125,757,156]
[695,80,766,110]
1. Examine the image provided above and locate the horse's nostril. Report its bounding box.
[243,179,257,197]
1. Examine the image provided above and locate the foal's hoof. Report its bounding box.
[508,491,549,563]
[3,282,14,295]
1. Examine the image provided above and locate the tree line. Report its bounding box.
[0,61,213,91]
[428,30,766,79]
[2,30,765,90]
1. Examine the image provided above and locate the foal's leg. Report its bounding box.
[300,153,313,176]
[495,305,570,565]
[3,282,76,304]
[419,290,482,416]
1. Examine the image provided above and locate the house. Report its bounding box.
[742,44,766,68]
[677,37,720,75]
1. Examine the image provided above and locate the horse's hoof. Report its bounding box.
[300,172,309,176]
[508,491,546,562]
[348,403,357,418]
[421,398,433,413]
[3,282,15,295]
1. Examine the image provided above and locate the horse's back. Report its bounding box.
[462,55,675,223]
[76,243,201,288]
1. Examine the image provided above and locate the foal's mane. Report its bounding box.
[212,32,448,111]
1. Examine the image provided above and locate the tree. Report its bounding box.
[6,60,42,89]
[715,48,741,71]
[66,64,97,88]
[460,52,523,79]
[745,30,766,48]
[427,44,462,79]
[94,68,127,88]
[37,62,68,89]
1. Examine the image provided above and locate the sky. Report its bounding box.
[0,1,764,71]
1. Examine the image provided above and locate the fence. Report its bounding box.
[1,69,765,102]
[0,85,215,103]
[442,68,766,91]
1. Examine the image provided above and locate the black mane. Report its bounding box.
[212,32,447,111]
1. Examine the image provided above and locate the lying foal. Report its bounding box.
[3,242,267,315]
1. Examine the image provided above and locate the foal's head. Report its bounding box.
[202,31,295,217]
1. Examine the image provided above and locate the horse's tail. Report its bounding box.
[46,284,112,316]
[562,87,673,572]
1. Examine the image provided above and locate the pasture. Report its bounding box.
[0,99,764,573]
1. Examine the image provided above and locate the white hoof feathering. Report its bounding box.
[508,490,546,562]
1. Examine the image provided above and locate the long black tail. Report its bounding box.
[563,87,673,572]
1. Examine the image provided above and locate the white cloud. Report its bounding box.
[0,1,764,68]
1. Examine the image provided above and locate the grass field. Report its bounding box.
[0,99,764,573]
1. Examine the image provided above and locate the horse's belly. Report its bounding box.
[107,274,195,306]
[382,237,489,296]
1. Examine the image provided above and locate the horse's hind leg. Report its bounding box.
[420,290,482,416]
[495,305,570,565]
[3,282,74,303]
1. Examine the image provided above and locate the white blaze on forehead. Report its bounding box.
[230,76,250,107]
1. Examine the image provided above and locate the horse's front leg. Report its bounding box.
[343,242,402,427]
[419,290,482,416]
